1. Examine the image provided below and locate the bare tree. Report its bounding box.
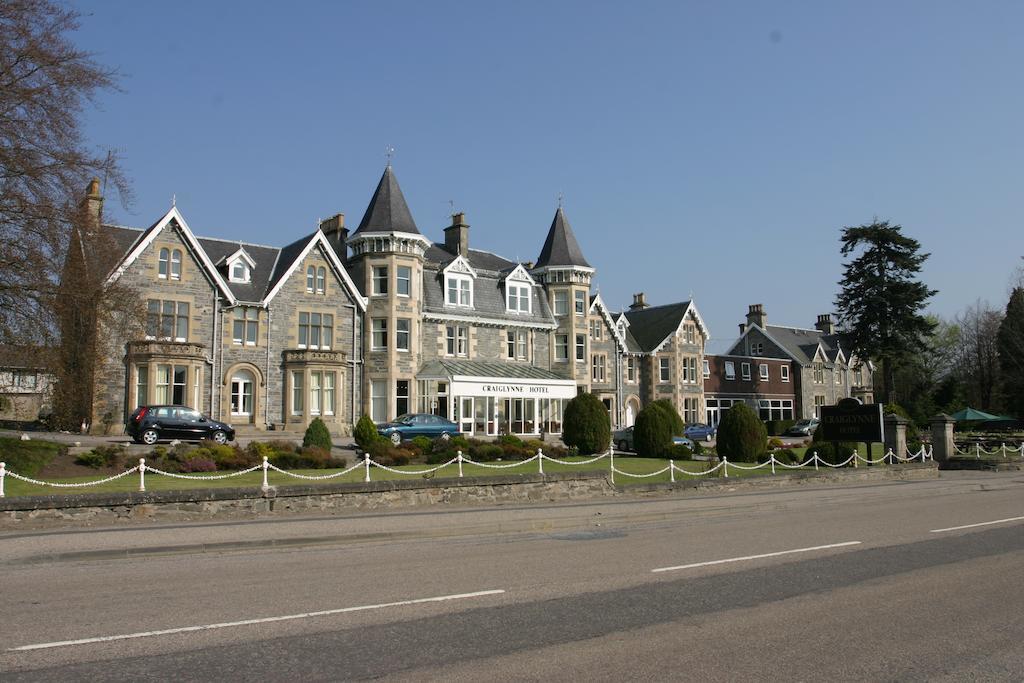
[0,0,129,348]
[953,301,1003,412]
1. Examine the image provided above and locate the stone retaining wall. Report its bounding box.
[0,463,938,529]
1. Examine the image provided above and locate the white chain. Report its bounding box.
[461,455,540,469]
[671,461,725,476]
[142,464,261,480]
[6,466,140,488]
[365,457,457,475]
[540,453,609,466]
[265,462,363,480]
[722,460,771,471]
[611,465,670,478]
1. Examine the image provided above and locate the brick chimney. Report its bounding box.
[319,213,347,260]
[629,292,649,311]
[80,177,103,231]
[746,303,767,329]
[444,211,469,257]
[815,313,835,335]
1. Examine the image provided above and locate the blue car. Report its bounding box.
[684,423,717,442]
[377,413,461,445]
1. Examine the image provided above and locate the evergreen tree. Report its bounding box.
[997,288,1024,418]
[562,393,611,455]
[834,220,937,404]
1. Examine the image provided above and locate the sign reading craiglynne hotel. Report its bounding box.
[449,378,578,400]
[819,398,884,442]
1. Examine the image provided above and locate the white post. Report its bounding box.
[723,456,729,478]
[670,460,675,483]
[261,456,269,492]
[1001,443,1006,458]
[813,452,819,471]
[537,448,544,475]
[364,453,371,482]
[770,455,776,475]
[0,461,5,498]
[610,447,615,484]
[138,458,146,492]
[976,442,981,459]
[457,450,464,478]
[888,448,894,465]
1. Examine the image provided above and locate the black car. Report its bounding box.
[127,405,235,445]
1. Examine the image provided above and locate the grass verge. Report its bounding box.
[0,437,66,478]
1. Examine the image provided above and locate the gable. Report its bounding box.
[263,231,366,310]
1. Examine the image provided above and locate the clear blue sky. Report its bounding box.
[72,0,1023,350]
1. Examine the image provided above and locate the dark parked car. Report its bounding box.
[127,405,235,445]
[377,413,461,445]
[785,418,820,436]
[684,423,716,442]
[611,426,693,453]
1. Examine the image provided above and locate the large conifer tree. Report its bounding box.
[996,287,1024,418]
[834,220,937,404]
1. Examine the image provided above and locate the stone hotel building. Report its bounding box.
[80,167,716,436]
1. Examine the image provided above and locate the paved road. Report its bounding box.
[1,471,1022,681]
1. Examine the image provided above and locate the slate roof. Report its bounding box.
[750,325,849,365]
[424,244,514,271]
[422,261,554,326]
[535,208,591,269]
[622,301,692,352]
[96,221,326,304]
[352,166,421,236]
[416,359,574,381]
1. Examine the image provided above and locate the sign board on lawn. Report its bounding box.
[819,398,883,443]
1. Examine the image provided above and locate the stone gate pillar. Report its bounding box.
[929,413,956,463]
[883,413,908,460]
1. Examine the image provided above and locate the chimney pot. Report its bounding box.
[444,212,470,257]
[319,213,348,260]
[745,303,767,329]
[629,293,649,311]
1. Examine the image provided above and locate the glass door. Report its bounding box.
[459,397,474,435]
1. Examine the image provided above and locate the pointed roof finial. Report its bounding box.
[557,191,564,209]
[385,145,395,167]
[171,193,176,208]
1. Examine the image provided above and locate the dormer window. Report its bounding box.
[230,260,250,283]
[447,275,472,307]
[506,284,531,314]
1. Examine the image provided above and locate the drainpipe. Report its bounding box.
[264,306,272,428]
[210,292,219,417]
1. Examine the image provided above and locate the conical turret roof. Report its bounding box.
[535,207,590,268]
[353,166,420,235]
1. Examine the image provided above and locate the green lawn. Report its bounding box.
[0,437,65,477]
[0,445,905,498]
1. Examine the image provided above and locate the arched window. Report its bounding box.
[230,369,255,416]
[158,248,169,278]
[316,267,326,294]
[170,249,182,280]
[306,266,315,292]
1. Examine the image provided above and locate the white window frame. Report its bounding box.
[297,312,333,350]
[396,318,410,352]
[371,318,388,350]
[741,362,751,380]
[506,329,528,361]
[703,359,710,379]
[396,265,411,297]
[506,283,531,314]
[553,291,568,317]
[446,275,473,308]
[575,334,586,362]
[372,265,388,296]
[170,249,182,280]
[232,307,259,346]
[781,365,790,382]
[659,357,670,382]
[446,325,468,357]
[555,334,569,361]
[229,260,250,283]
[306,266,315,293]
[724,361,736,380]
[627,356,637,382]
[759,363,769,381]
[316,266,326,294]
[158,248,169,279]
[574,290,586,316]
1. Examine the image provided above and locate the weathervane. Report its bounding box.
[171,193,176,208]
[385,145,395,167]
[557,191,564,209]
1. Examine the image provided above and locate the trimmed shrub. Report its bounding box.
[633,403,673,458]
[652,399,685,435]
[179,457,217,473]
[303,417,333,450]
[354,415,380,451]
[760,448,799,465]
[474,444,505,462]
[74,451,107,468]
[767,437,784,450]
[76,444,127,469]
[497,434,525,448]
[716,403,767,463]
[562,393,611,455]
[669,443,693,460]
[811,442,856,466]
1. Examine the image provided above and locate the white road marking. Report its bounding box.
[930,516,1024,533]
[8,589,506,652]
[651,541,862,574]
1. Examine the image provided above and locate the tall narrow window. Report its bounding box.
[306,266,315,292]
[396,318,410,351]
[555,334,569,361]
[372,266,388,295]
[396,380,409,416]
[291,371,303,415]
[703,359,711,378]
[660,358,670,382]
[575,290,586,315]
[135,365,148,408]
[316,266,326,294]
[741,362,751,380]
[759,363,769,380]
[554,291,568,316]
[372,318,388,350]
[627,356,636,382]
[170,249,182,280]
[323,372,335,416]
[397,265,411,296]
[310,371,322,415]
[725,361,736,380]
[575,334,586,362]
[158,248,169,279]
[233,308,258,346]
[172,365,187,404]
[371,380,387,422]
[155,365,170,403]
[781,365,790,382]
